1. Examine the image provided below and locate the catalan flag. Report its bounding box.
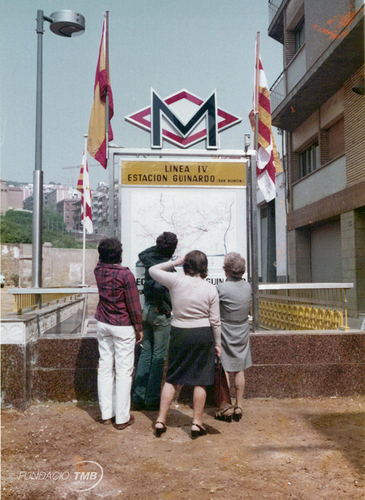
[77,149,93,234]
[249,43,282,202]
[87,14,114,169]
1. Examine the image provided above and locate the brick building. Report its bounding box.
[268,0,365,319]
[56,198,79,231]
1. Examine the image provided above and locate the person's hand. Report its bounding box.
[173,255,185,266]
[215,345,221,357]
[136,331,144,344]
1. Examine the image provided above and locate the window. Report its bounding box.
[299,141,318,178]
[294,18,305,53]
[327,118,345,161]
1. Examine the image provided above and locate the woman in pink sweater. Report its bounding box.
[149,250,221,439]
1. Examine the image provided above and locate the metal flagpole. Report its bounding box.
[105,11,114,237]
[251,32,260,332]
[82,135,87,286]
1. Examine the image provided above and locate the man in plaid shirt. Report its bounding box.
[94,238,143,430]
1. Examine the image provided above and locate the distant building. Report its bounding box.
[1,180,32,214]
[268,0,365,319]
[57,198,79,231]
[73,181,118,239]
[23,184,80,212]
[0,180,8,215]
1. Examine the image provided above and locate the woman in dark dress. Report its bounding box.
[149,251,221,439]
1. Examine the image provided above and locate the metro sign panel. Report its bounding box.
[125,89,241,149]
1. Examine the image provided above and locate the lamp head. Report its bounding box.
[49,10,85,37]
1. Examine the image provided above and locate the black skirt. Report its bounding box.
[166,326,215,386]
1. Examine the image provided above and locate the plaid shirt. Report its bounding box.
[94,262,142,330]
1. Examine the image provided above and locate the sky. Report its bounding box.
[0,0,283,190]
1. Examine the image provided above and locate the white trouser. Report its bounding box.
[97,321,136,424]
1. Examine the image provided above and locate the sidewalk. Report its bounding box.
[1,396,364,499]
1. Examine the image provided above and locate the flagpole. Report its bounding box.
[251,32,260,332]
[105,11,114,238]
[82,135,88,286]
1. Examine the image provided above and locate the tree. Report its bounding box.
[0,209,96,248]
[0,210,32,243]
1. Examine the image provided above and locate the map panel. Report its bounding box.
[130,189,239,270]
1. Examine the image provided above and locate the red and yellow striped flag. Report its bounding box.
[87,17,114,169]
[77,149,93,234]
[249,53,282,202]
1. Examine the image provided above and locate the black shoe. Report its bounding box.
[155,421,167,437]
[214,406,235,422]
[233,407,243,422]
[191,423,207,439]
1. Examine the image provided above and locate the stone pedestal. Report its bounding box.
[1,299,85,410]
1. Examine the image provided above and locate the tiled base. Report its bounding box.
[1,343,31,410]
[179,331,365,402]
[32,337,99,402]
[2,331,364,409]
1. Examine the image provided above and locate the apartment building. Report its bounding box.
[56,198,79,231]
[268,0,365,319]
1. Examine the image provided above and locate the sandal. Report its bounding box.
[214,405,235,422]
[155,421,167,437]
[191,423,207,439]
[233,407,243,422]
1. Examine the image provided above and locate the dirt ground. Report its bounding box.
[1,396,364,500]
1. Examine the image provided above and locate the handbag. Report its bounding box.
[213,357,231,408]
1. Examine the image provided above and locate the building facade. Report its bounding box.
[0,181,32,214]
[56,199,78,231]
[268,0,365,320]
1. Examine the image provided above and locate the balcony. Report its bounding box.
[271,8,364,132]
[268,0,286,43]
[270,71,285,110]
[293,155,346,211]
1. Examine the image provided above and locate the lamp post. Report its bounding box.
[244,133,259,332]
[32,10,85,288]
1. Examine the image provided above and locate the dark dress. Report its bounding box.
[166,326,215,386]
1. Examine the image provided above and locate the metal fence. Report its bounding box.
[8,283,353,331]
[8,287,98,315]
[259,283,353,331]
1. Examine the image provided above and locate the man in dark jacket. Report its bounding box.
[132,232,178,410]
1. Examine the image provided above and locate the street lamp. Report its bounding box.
[33,10,85,288]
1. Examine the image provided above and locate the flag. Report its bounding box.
[249,51,282,202]
[77,150,93,234]
[87,16,114,169]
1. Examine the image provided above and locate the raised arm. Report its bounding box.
[149,258,182,288]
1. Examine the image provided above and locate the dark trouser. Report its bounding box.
[132,304,171,409]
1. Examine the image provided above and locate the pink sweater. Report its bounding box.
[149,260,221,346]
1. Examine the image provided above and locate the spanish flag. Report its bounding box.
[87,14,113,169]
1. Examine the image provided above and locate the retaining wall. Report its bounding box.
[1,302,364,410]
